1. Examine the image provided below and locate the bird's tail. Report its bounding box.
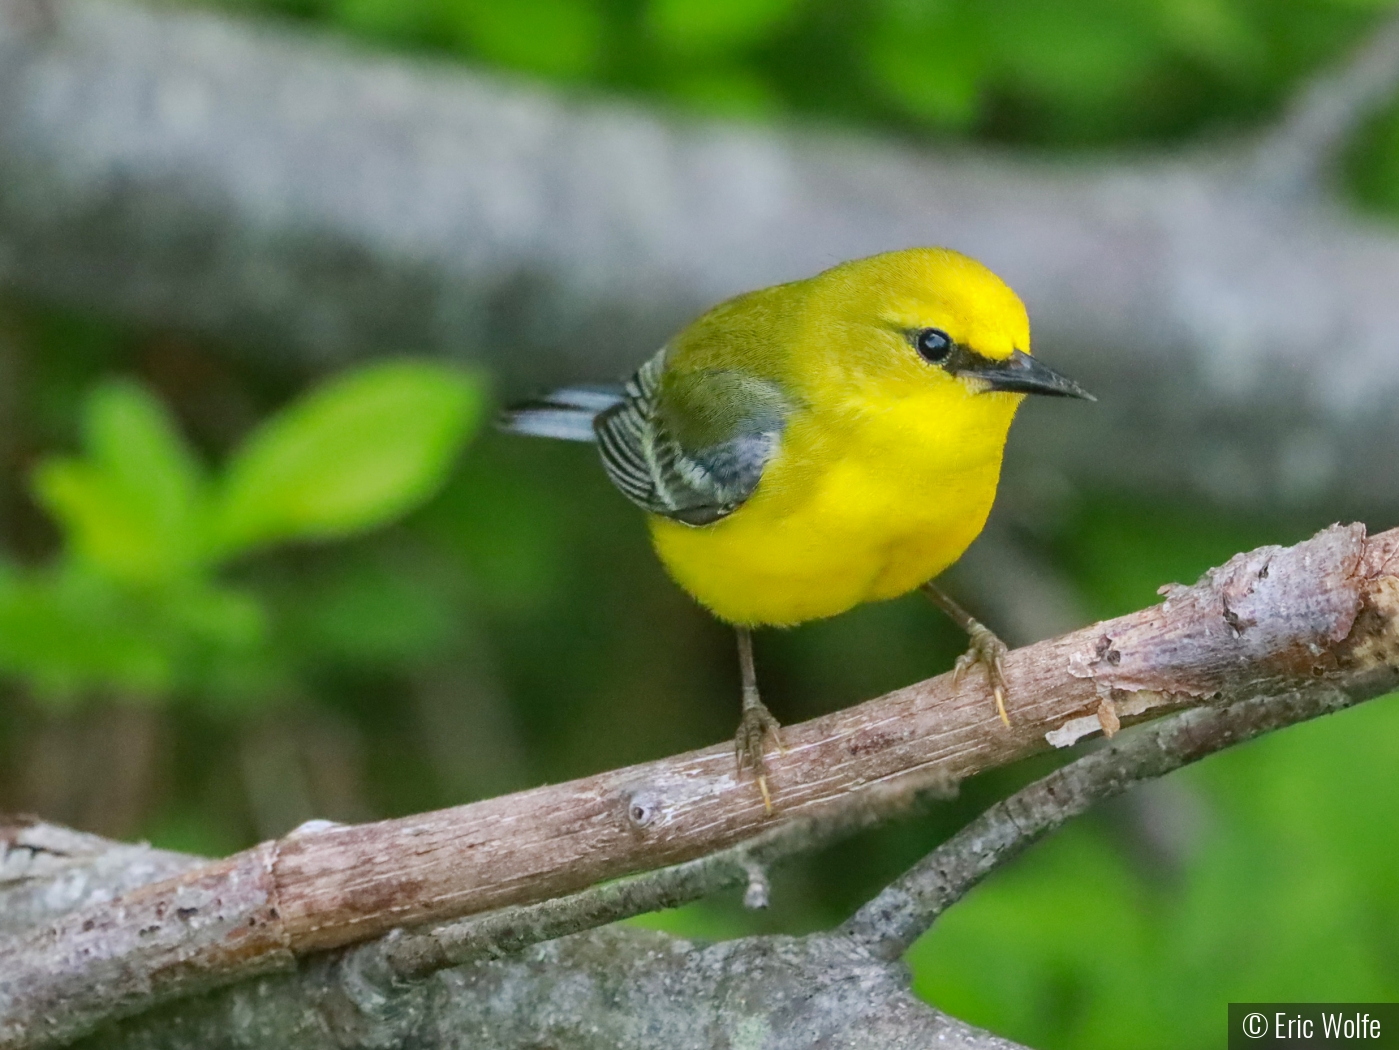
[497,385,624,442]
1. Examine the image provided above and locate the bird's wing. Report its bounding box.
[594,349,789,526]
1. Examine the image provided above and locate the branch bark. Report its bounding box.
[80,925,1032,1050]
[4,2,1399,513]
[1,832,1027,1050]
[841,683,1360,961]
[2,521,1397,1048]
[0,819,202,937]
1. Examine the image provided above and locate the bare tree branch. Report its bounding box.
[2,521,1396,1049]
[842,683,1356,961]
[0,805,1017,1050]
[10,686,1392,1050]
[1,704,1380,1050]
[0,819,1027,1050]
[5,2,1399,514]
[74,924,1032,1050]
[0,818,201,936]
[365,776,955,984]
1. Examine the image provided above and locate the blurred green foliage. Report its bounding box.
[0,361,483,704]
[3,0,1398,1046]
[235,0,1392,154]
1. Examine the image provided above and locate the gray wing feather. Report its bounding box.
[594,350,784,526]
[499,385,624,442]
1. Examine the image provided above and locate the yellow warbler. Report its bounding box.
[502,248,1092,808]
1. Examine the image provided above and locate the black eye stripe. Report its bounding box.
[914,328,953,363]
[904,329,1001,375]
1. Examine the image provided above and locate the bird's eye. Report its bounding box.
[915,328,953,364]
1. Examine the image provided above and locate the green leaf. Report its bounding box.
[646,0,803,56]
[212,361,485,557]
[31,380,207,584]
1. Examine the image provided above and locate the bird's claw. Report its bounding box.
[954,622,1011,727]
[735,700,783,814]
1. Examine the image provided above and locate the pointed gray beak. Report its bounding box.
[961,349,1096,401]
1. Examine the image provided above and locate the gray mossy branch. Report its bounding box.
[80,927,1033,1050]
[3,522,1397,1049]
[5,2,1399,514]
[0,820,202,937]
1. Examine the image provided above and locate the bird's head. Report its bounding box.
[806,247,1093,406]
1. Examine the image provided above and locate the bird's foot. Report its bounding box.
[954,621,1011,727]
[734,699,783,814]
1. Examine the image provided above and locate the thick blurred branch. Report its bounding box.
[2,522,1397,1049]
[1250,9,1399,195]
[4,2,1399,515]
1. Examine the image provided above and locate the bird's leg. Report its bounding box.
[733,626,782,814]
[921,582,1011,727]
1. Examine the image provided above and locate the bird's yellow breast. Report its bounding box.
[648,383,1021,627]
